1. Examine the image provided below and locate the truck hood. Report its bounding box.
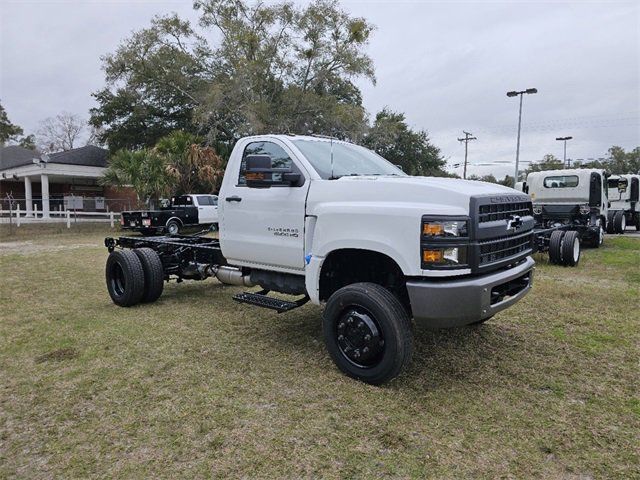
[307,176,521,216]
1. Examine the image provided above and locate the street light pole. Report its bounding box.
[556,136,573,168]
[507,88,538,182]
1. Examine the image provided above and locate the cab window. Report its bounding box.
[173,195,193,206]
[196,195,213,206]
[238,141,293,186]
[543,175,579,188]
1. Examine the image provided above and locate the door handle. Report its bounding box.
[225,196,242,203]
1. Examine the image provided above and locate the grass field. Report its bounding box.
[1,225,638,478]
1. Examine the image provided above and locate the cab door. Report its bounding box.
[195,195,218,224]
[220,139,310,272]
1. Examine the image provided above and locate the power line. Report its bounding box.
[457,131,477,179]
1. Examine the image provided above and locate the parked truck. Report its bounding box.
[518,169,609,266]
[120,194,219,235]
[606,174,640,233]
[104,135,535,384]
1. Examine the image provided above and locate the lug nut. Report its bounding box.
[364,334,371,341]
[347,317,353,324]
[358,322,364,329]
[353,350,360,358]
[363,347,369,354]
[338,322,345,329]
[338,335,344,341]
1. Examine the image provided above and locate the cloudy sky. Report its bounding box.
[1,0,638,178]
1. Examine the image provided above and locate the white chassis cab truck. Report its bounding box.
[104,135,535,384]
[606,174,640,233]
[522,169,609,251]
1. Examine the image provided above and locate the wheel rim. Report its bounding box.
[336,307,385,368]
[573,238,580,262]
[621,216,626,231]
[599,226,603,244]
[110,262,126,296]
[167,223,178,234]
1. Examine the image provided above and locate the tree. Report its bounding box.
[36,112,86,152]
[101,130,226,203]
[0,101,24,145]
[362,108,445,176]
[90,0,375,151]
[156,130,225,194]
[100,149,169,206]
[18,134,36,150]
[575,146,640,174]
[524,154,564,175]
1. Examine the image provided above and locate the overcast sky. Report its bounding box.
[1,0,638,178]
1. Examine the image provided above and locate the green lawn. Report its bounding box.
[1,226,638,478]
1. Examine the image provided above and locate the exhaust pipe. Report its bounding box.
[213,266,254,287]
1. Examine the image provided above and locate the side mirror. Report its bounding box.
[244,155,301,188]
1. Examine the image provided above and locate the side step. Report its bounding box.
[232,290,309,313]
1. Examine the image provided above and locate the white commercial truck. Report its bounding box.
[104,135,535,384]
[521,169,609,255]
[607,174,640,233]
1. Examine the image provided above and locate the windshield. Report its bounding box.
[291,139,406,179]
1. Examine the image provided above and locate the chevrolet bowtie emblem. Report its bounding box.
[506,215,523,232]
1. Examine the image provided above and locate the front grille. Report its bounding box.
[479,231,533,265]
[478,201,532,223]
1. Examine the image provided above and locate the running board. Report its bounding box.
[232,290,309,313]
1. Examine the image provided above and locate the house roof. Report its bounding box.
[0,145,108,171]
[0,145,40,170]
[48,145,108,168]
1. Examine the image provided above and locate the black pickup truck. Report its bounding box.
[120,194,219,235]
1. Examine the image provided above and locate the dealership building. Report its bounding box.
[0,145,135,216]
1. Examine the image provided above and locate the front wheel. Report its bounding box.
[323,283,413,385]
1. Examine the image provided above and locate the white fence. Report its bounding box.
[0,206,121,228]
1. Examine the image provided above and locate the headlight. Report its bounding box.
[422,219,468,238]
[420,216,470,269]
[422,246,468,267]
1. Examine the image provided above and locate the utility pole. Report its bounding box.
[457,131,477,179]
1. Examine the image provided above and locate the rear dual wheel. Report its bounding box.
[548,230,581,267]
[613,211,626,234]
[106,248,164,307]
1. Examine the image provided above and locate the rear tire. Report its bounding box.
[106,250,145,307]
[606,211,615,234]
[613,211,626,234]
[548,230,565,264]
[561,230,581,267]
[133,248,164,303]
[323,283,413,385]
[166,220,180,235]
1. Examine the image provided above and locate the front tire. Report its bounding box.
[106,250,145,307]
[323,283,413,385]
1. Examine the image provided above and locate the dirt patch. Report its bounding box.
[35,347,79,364]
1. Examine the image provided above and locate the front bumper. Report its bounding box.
[406,256,535,328]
